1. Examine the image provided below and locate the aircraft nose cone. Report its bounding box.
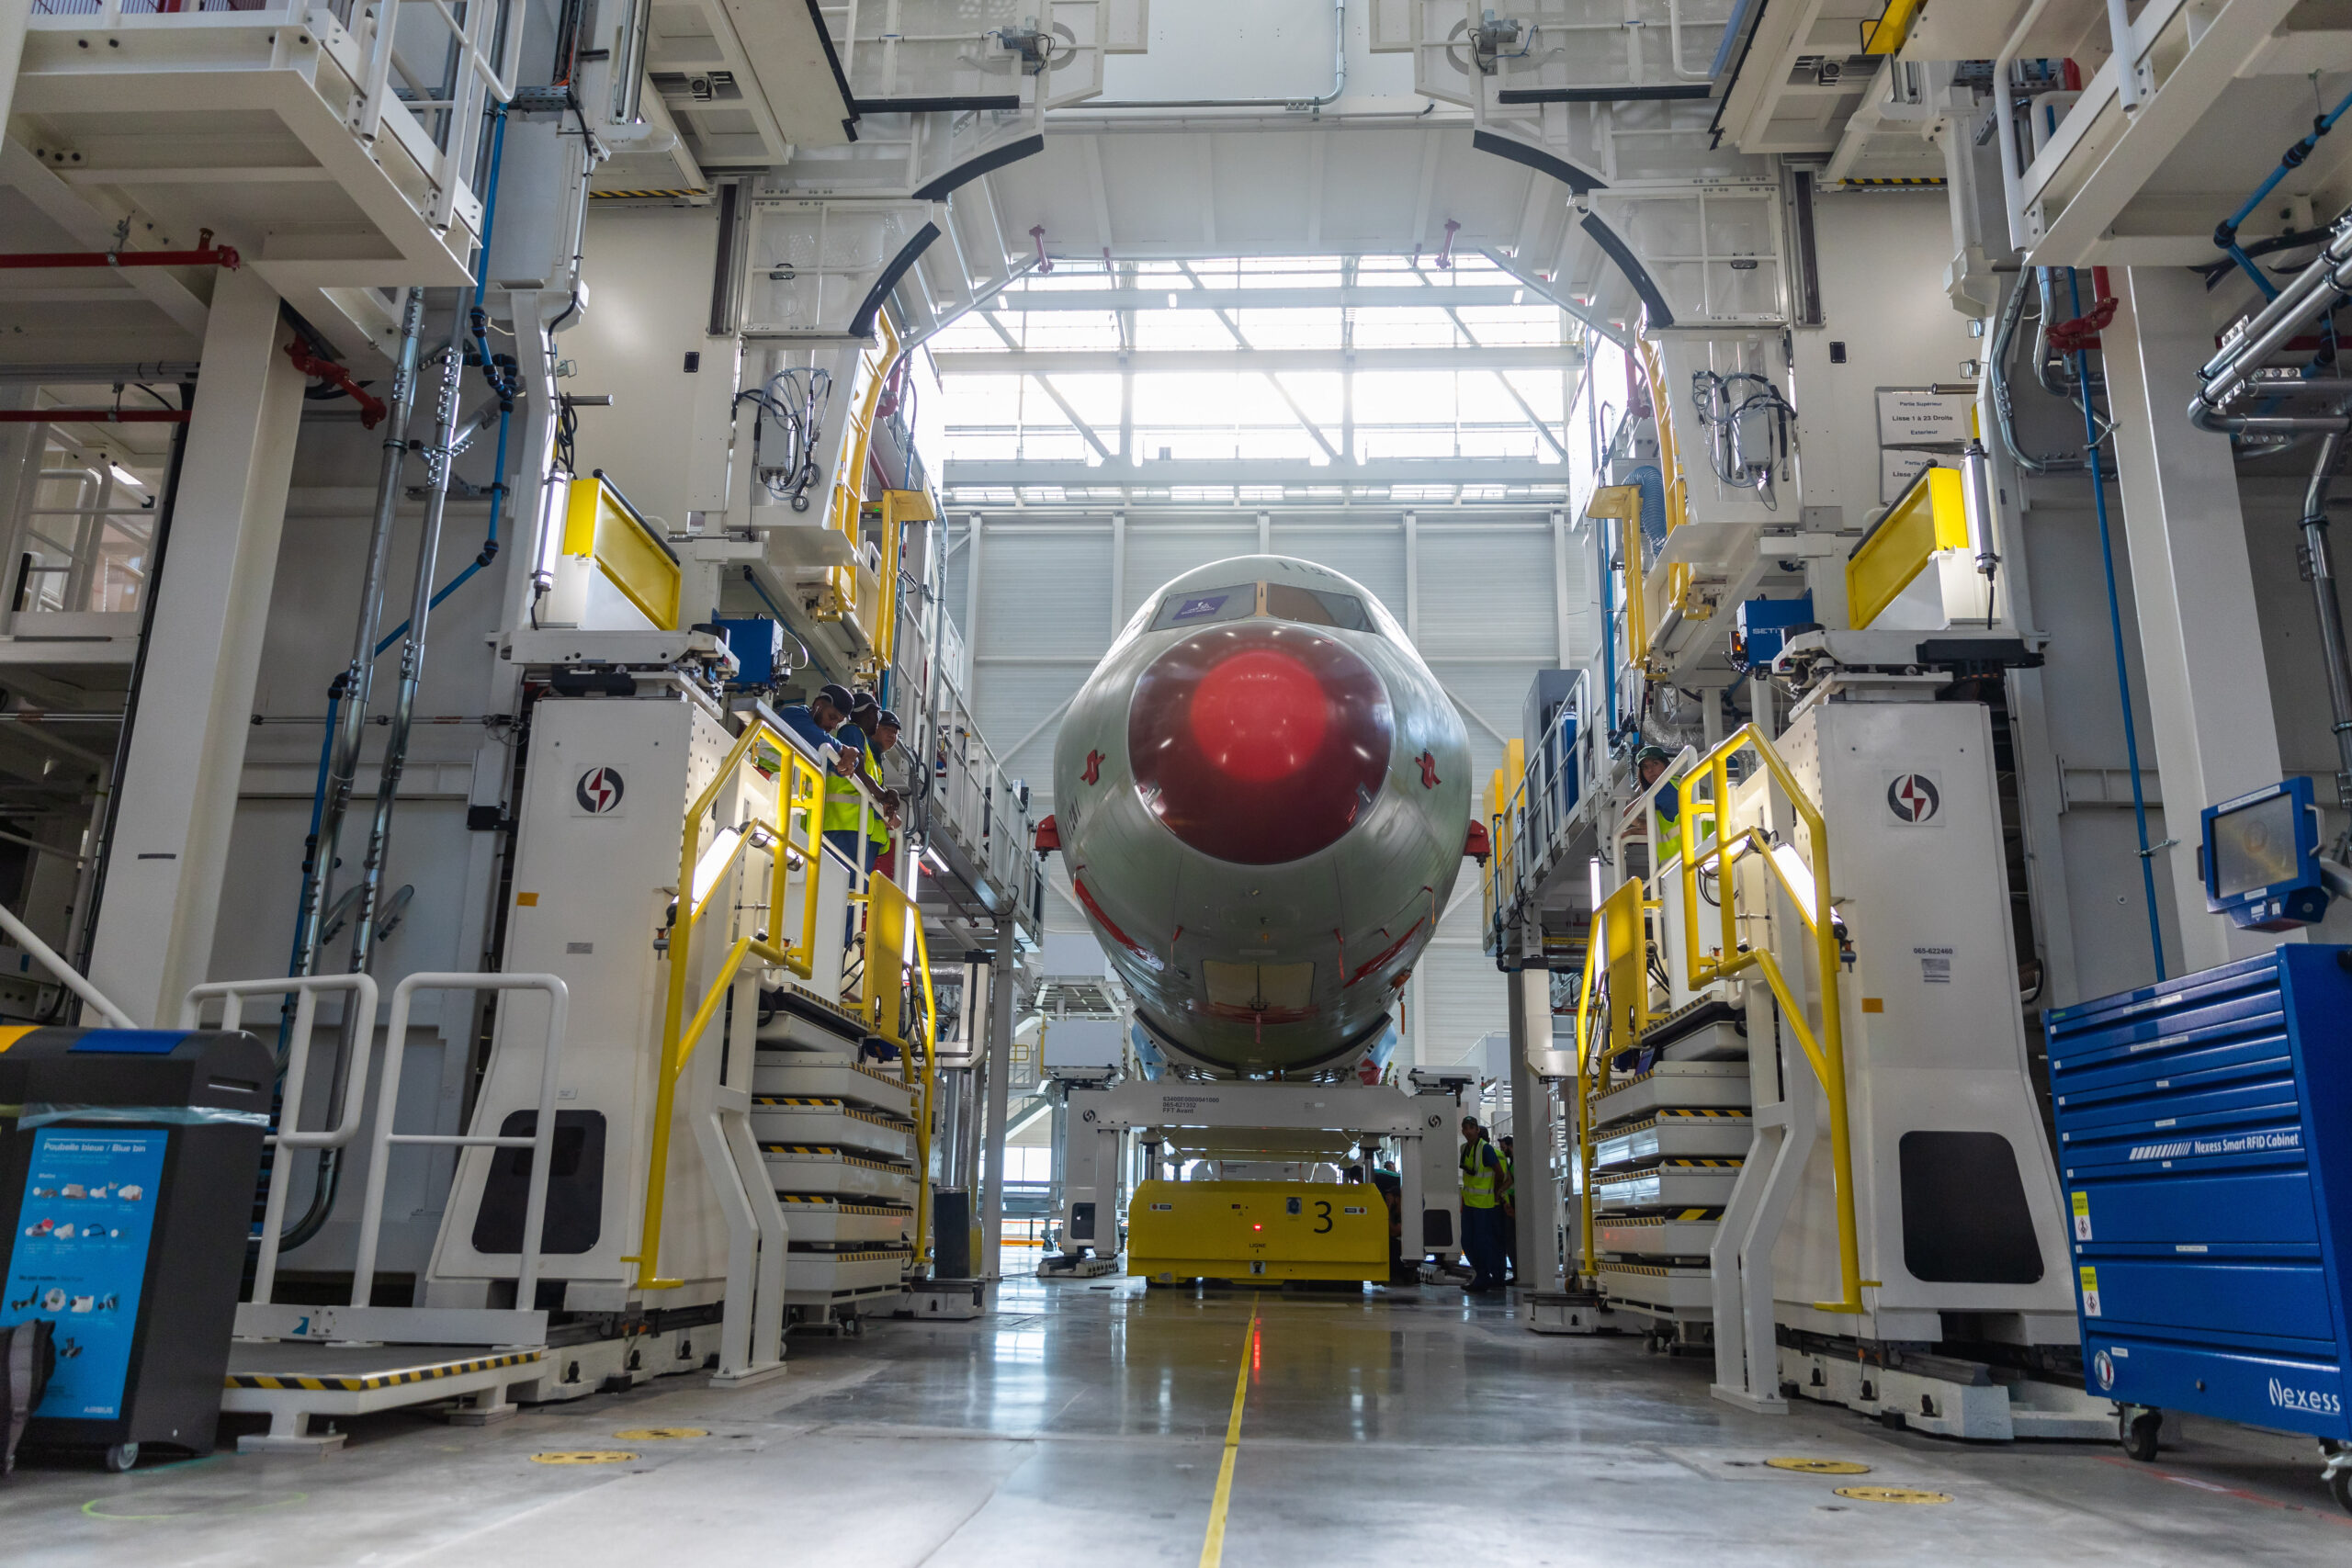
[1189,648,1328,781]
[1130,623,1393,865]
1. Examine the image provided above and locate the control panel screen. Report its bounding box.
[2211,792,2300,899]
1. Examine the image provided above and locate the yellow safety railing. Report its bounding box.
[871,489,935,669]
[1634,335,1690,542]
[1846,465,1967,629]
[1671,724,1869,1314]
[1586,484,1652,674]
[1575,875,1655,1286]
[628,719,828,1291]
[1571,916,1602,1282]
[1862,0,1925,54]
[820,316,902,629]
[857,868,939,1258]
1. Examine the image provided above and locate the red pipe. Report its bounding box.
[0,227,239,271]
[286,340,388,428]
[0,410,189,423]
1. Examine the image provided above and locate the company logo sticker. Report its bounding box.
[575,766,626,816]
[1886,773,1940,823]
[2268,1378,2343,1416]
[2093,1349,2115,1391]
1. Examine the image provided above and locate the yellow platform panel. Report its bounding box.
[1127,1179,1388,1283]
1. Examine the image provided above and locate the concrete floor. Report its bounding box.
[5,1266,2350,1565]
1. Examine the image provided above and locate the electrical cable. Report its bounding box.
[2069,266,2167,981]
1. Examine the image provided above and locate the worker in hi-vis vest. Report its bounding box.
[1635,744,1681,863]
[1459,1115,1510,1293]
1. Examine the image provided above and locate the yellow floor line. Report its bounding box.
[1199,1300,1260,1568]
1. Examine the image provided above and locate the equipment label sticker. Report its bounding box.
[2078,1265,2101,1317]
[1886,773,1941,824]
[2127,1127,2301,1163]
[1914,946,1953,984]
[2071,1190,2092,1241]
[573,766,627,816]
[3,1129,167,1420]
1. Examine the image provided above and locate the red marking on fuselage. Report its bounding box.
[1081,748,1103,784]
[1417,750,1440,788]
[1071,875,1162,972]
[1346,917,1426,987]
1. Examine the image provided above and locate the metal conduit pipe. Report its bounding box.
[0,363,202,385]
[292,288,425,994]
[1988,270,2082,474]
[278,328,469,1258]
[2192,219,2352,427]
[2298,428,2352,841]
[1065,0,1344,111]
[347,330,466,1002]
[266,289,424,1256]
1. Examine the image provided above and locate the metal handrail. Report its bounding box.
[182,973,380,1303]
[820,317,903,629]
[1671,723,1868,1314]
[0,902,132,1027]
[347,972,569,1310]
[632,716,867,1290]
[854,868,937,1257]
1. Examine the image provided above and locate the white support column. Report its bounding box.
[1507,961,1560,1292]
[964,511,983,689]
[978,914,1016,1271]
[1551,509,1573,664]
[1109,510,1125,635]
[1403,510,1420,642]
[2103,265,2294,972]
[90,269,305,1025]
[0,0,28,130]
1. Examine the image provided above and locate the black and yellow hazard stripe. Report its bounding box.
[1598,1261,1709,1279]
[1600,1209,1724,1227]
[1840,176,1945,186]
[775,1197,909,1215]
[225,1349,540,1393]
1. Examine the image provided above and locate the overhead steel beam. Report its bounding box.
[1174,261,1340,462]
[1443,305,1570,462]
[981,285,1532,312]
[933,345,1579,375]
[986,315,1114,462]
[943,457,1568,488]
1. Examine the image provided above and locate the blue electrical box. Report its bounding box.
[2045,948,2352,1459]
[2201,775,2328,931]
[1521,669,1580,832]
[1732,592,1815,671]
[714,616,784,687]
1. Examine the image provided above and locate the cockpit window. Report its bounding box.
[1264,582,1372,632]
[1150,585,1254,631]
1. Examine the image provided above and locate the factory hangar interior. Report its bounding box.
[3,0,2352,1562]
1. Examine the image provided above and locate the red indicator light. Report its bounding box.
[1252,1223,1262,1231]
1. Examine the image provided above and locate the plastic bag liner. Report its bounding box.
[0,1104,273,1130]
[1,1318,55,1476]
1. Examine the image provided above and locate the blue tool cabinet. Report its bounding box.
[2045,947,2352,1509]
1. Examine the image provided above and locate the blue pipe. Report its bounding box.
[2217,86,2352,298]
[2069,267,2166,980]
[374,402,507,656]
[370,102,517,660]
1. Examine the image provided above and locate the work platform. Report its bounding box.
[220,1343,546,1453]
